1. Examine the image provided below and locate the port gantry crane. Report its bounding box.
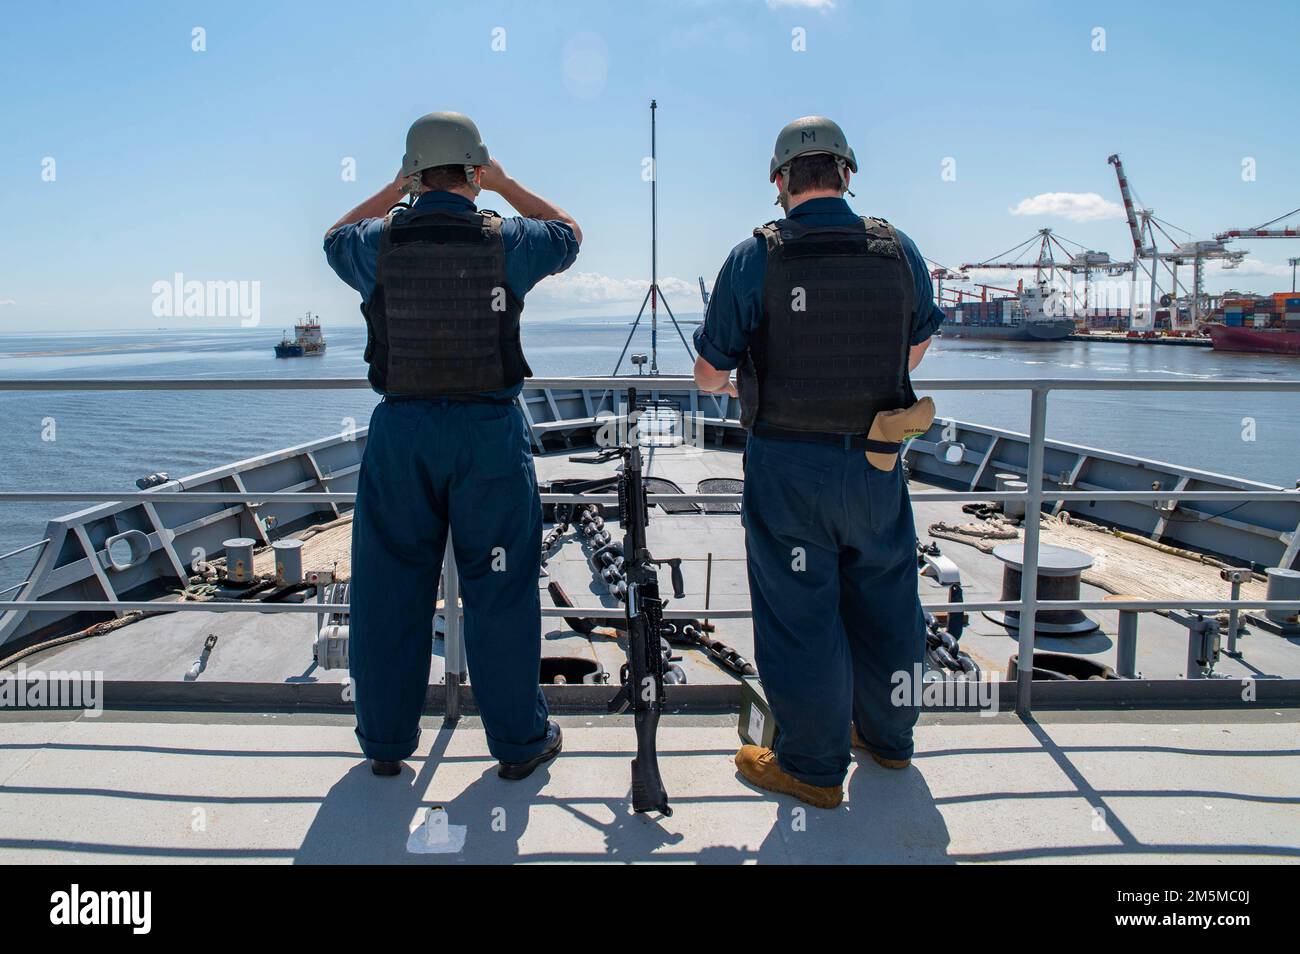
[958,228,1130,320]
[1107,153,1245,329]
[1215,207,1300,243]
[927,263,968,310]
[924,259,1017,310]
[1216,207,1300,294]
[941,281,1022,308]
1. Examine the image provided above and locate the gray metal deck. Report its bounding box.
[0,708,1295,864]
[12,441,1300,696]
[2,378,1300,864]
[19,443,1296,691]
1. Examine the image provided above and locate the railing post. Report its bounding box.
[442,535,465,724]
[1016,387,1049,716]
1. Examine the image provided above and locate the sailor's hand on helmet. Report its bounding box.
[392,169,418,196]
[478,158,510,192]
[720,380,738,398]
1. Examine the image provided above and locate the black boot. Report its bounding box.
[498,721,563,780]
[371,759,402,777]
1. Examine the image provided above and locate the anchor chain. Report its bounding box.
[566,502,756,678]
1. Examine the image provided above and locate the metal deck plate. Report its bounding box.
[0,708,1296,864]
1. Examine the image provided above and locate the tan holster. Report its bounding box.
[865,396,935,471]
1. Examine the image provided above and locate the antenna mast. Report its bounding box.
[611,99,696,376]
[651,98,658,372]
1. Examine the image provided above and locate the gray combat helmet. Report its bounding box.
[768,116,857,181]
[401,112,491,191]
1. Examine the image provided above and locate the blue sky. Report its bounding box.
[2,0,1298,331]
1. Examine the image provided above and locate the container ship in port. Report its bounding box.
[274,313,327,358]
[940,284,1075,341]
[1205,292,1300,355]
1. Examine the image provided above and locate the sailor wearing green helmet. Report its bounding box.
[324,112,581,782]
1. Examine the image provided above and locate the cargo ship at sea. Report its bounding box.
[274,313,327,358]
[940,284,1075,341]
[1206,292,1300,355]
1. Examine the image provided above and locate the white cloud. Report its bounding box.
[1205,259,1293,279]
[956,269,1031,287]
[529,272,699,307]
[1009,192,1125,223]
[0,299,16,306]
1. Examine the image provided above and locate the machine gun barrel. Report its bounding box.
[609,386,673,816]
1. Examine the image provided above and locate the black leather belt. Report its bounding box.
[384,394,516,405]
[752,423,900,454]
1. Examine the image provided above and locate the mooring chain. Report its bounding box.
[925,620,979,677]
[540,513,572,565]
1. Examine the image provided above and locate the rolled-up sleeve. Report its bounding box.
[502,218,580,299]
[897,230,945,344]
[693,237,765,371]
[323,218,385,300]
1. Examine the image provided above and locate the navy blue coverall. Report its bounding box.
[325,191,579,764]
[694,197,945,787]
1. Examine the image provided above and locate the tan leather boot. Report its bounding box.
[734,745,843,809]
[850,724,911,769]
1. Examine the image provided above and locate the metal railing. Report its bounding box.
[2,375,1299,716]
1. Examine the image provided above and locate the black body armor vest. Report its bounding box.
[361,207,531,396]
[738,215,916,433]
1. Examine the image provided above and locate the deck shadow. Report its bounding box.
[294,726,454,864]
[747,756,954,864]
[295,725,786,863]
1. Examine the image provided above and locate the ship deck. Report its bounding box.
[17,443,1298,689]
[1,707,1296,863]
[2,443,1299,863]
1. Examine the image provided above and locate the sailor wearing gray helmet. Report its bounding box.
[693,116,944,808]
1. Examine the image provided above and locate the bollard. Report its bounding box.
[223,537,256,585]
[272,539,304,585]
[1002,480,1028,520]
[1264,568,1300,629]
[994,472,1021,492]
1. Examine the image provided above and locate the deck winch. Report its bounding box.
[991,542,1099,637]
[312,579,350,670]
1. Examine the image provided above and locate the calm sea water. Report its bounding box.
[1,319,1297,590]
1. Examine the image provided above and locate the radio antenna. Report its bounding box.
[612,99,696,376]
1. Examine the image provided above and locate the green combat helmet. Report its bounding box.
[401,112,491,194]
[769,116,857,208]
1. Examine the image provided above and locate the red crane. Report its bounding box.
[1107,153,1244,328]
[1216,207,1300,242]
